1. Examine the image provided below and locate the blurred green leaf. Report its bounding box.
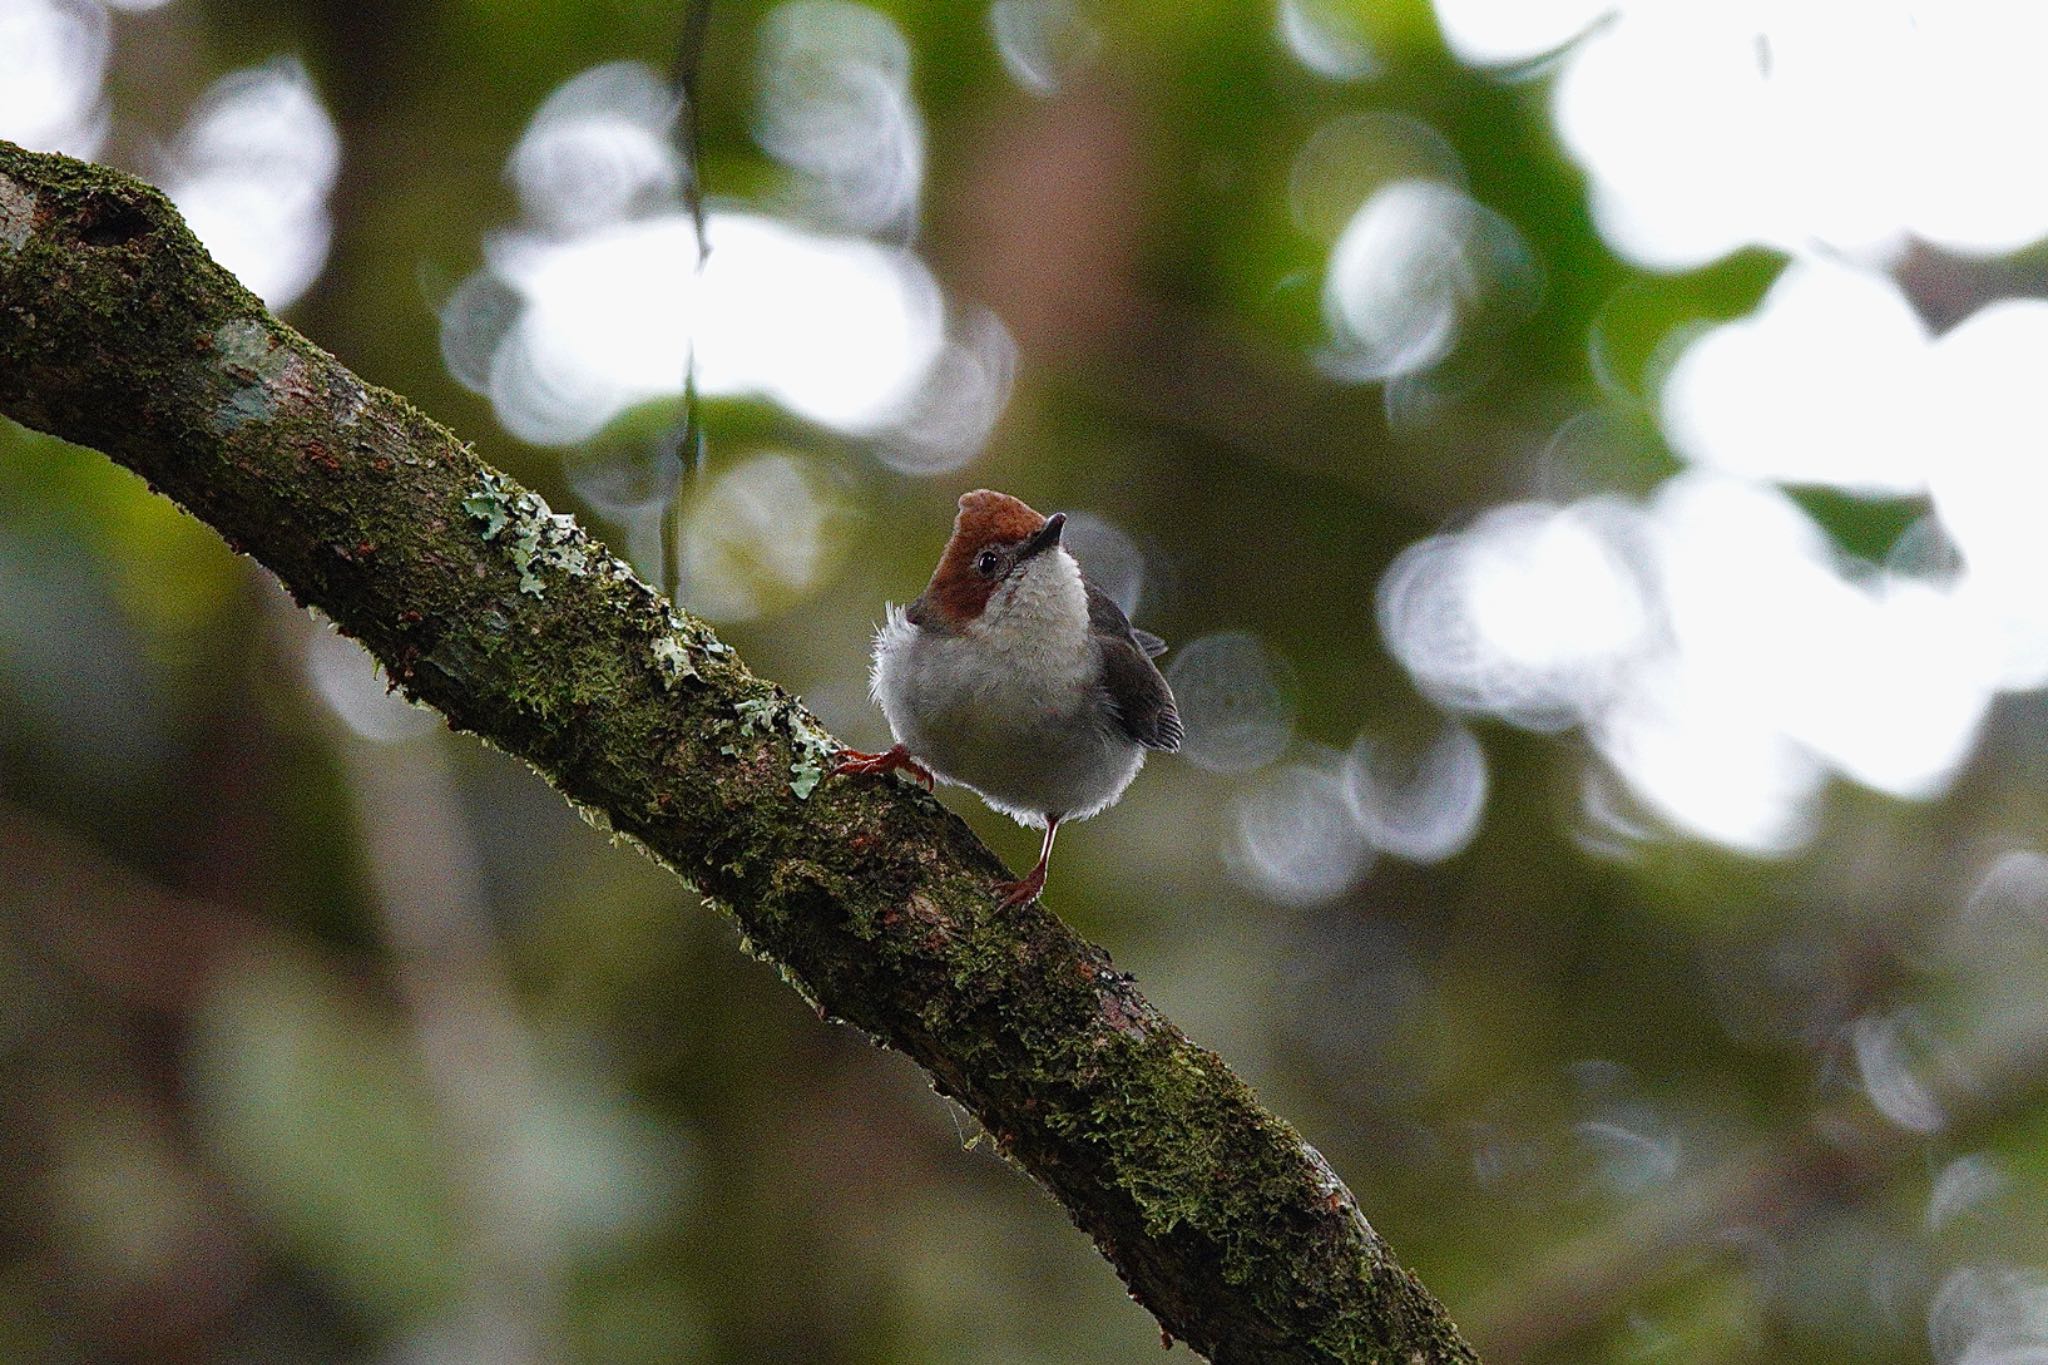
[188,946,469,1326]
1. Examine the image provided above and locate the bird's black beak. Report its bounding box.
[1019,512,1066,562]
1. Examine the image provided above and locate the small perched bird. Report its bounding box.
[836,490,1183,908]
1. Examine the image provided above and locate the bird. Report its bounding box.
[835,489,1183,908]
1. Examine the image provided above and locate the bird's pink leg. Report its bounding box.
[995,815,1061,909]
[832,742,934,791]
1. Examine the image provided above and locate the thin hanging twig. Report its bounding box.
[670,0,715,255]
[663,0,716,594]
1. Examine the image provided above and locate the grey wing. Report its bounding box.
[1099,635,1184,753]
[1085,580,1169,656]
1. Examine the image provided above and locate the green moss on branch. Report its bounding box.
[0,140,1477,1364]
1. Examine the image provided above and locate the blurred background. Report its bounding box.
[8,0,2048,1360]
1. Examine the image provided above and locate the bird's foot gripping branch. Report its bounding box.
[0,140,1477,1364]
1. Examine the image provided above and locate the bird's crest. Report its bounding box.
[951,490,1048,548]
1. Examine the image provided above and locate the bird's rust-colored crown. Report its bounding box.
[918,490,1051,625]
[951,489,1048,548]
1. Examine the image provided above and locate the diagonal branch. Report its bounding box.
[0,141,1476,1364]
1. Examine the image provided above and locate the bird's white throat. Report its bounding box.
[967,544,1092,676]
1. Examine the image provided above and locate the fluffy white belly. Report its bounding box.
[871,610,1144,826]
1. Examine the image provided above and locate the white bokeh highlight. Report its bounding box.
[1660,259,1930,495]
[0,0,109,159]
[1927,1153,2006,1233]
[1928,1265,2048,1365]
[870,303,1018,476]
[1377,464,2020,855]
[1380,499,1651,733]
[1318,178,1537,384]
[988,0,1101,97]
[450,51,1002,462]
[1289,112,1465,242]
[1376,162,2048,857]
[304,628,439,745]
[1228,753,1374,906]
[164,59,340,311]
[1431,0,1609,70]
[1166,632,1297,776]
[510,61,679,237]
[479,212,945,445]
[1438,0,2048,267]
[1850,1009,1947,1134]
[0,5,337,308]
[1276,0,1380,82]
[1344,721,1489,863]
[757,0,924,236]
[679,452,851,620]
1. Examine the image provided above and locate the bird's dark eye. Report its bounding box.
[976,549,1000,577]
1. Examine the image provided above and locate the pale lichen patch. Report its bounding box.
[651,635,696,689]
[670,608,731,657]
[461,482,510,539]
[0,175,33,252]
[648,606,738,694]
[727,690,836,799]
[786,705,836,799]
[733,697,781,736]
[460,468,591,597]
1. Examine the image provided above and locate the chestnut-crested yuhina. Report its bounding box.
[835,490,1183,908]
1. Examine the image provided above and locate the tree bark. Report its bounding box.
[0,141,1477,1364]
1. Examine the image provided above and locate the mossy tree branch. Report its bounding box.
[0,141,1477,1364]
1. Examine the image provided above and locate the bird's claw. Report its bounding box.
[831,743,935,791]
[993,868,1046,910]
